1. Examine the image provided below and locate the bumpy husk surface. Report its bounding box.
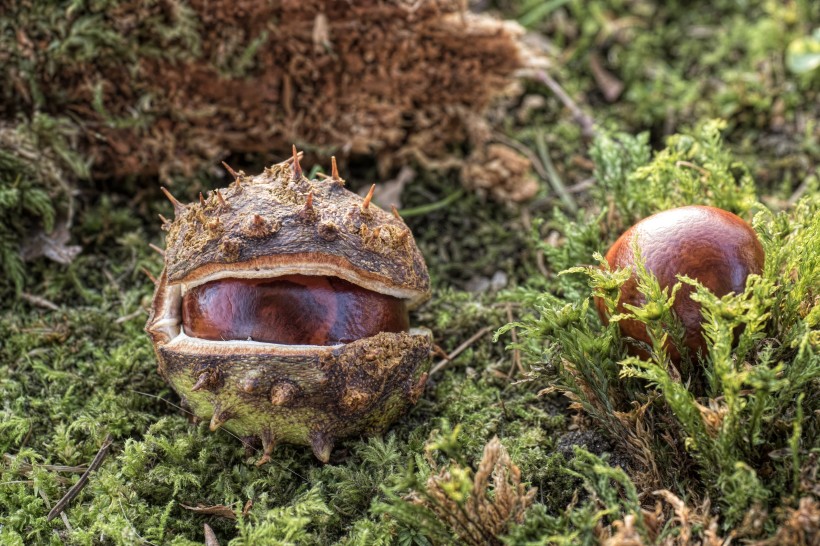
[162,161,429,305]
[145,159,432,463]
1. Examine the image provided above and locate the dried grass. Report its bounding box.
[422,436,537,546]
[13,1,540,200]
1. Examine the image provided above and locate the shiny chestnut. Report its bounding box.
[595,205,764,362]
[145,152,432,463]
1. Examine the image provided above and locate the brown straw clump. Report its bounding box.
[422,437,536,545]
[6,1,540,201]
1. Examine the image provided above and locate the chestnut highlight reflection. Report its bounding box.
[182,274,409,345]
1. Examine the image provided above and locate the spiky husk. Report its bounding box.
[146,155,433,462]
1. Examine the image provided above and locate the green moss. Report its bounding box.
[501,126,819,537]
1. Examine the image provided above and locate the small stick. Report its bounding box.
[493,133,550,182]
[566,177,595,194]
[505,305,521,379]
[532,70,596,138]
[47,434,113,522]
[429,326,494,376]
[115,308,146,324]
[675,160,710,178]
[277,150,304,166]
[20,292,59,311]
[221,161,239,179]
[3,453,87,475]
[536,132,577,213]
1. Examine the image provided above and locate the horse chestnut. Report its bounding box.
[145,151,432,463]
[595,205,764,362]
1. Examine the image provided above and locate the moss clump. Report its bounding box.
[0,114,88,294]
[500,125,819,540]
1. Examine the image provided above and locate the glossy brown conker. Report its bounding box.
[182,274,409,345]
[595,205,765,362]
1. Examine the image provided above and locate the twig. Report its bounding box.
[429,326,494,376]
[140,267,158,285]
[675,160,710,178]
[398,190,464,218]
[115,308,147,324]
[531,70,597,138]
[20,292,59,311]
[566,177,596,194]
[788,176,811,207]
[536,132,578,213]
[3,453,88,473]
[47,434,113,522]
[278,150,304,166]
[2,454,80,485]
[37,486,74,533]
[505,305,521,379]
[493,133,550,182]
[520,208,550,278]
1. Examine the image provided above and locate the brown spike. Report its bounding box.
[140,267,158,285]
[204,523,220,546]
[160,187,186,215]
[209,406,231,431]
[216,189,227,206]
[256,428,277,467]
[309,430,333,463]
[291,145,302,180]
[239,377,258,394]
[331,156,340,180]
[158,213,170,225]
[316,172,330,179]
[270,381,298,406]
[278,149,304,166]
[409,372,429,404]
[244,214,275,238]
[148,243,165,257]
[305,191,314,211]
[221,160,239,180]
[362,184,376,210]
[199,192,205,206]
[391,204,401,220]
[191,372,211,392]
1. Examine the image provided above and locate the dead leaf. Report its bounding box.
[180,503,236,520]
[360,166,415,210]
[20,220,81,265]
[589,52,624,103]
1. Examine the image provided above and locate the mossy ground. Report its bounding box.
[1,1,818,545]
